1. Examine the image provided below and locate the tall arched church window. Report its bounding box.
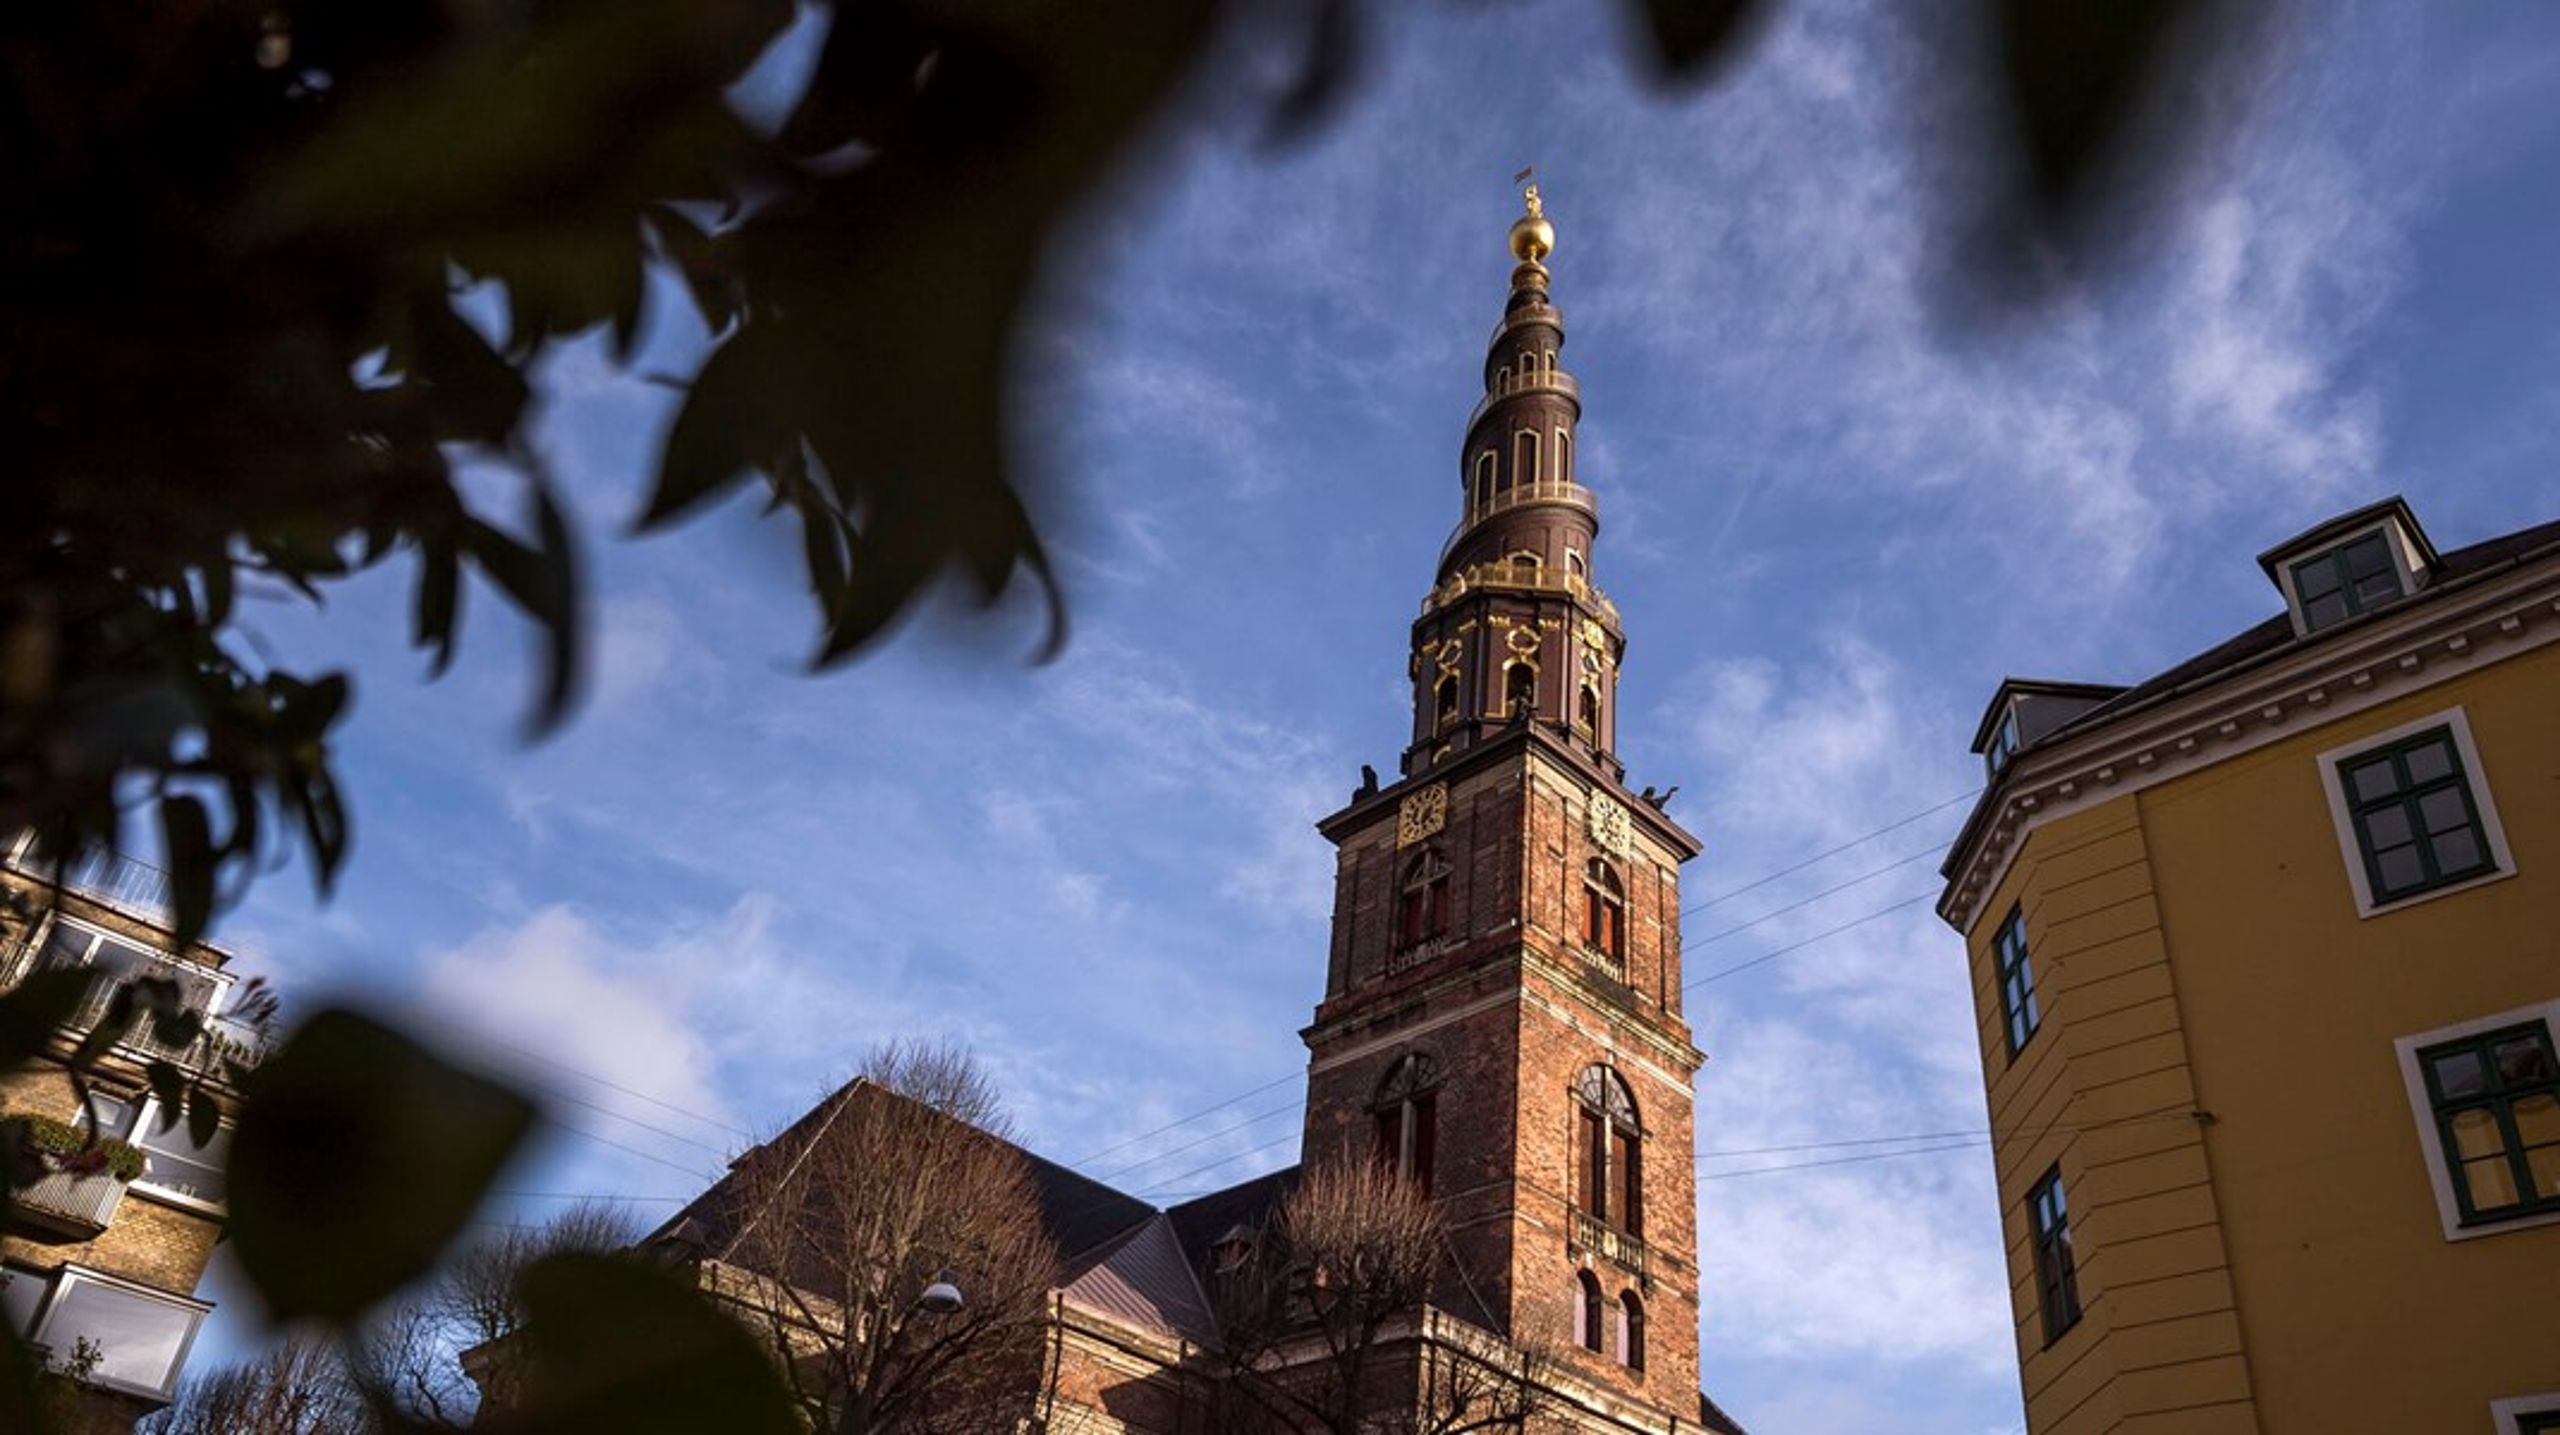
[1578,684,1601,735]
[1473,452,1496,513]
[1618,1290,1645,1369]
[1433,673,1460,734]
[1575,1270,1604,1352]
[1371,1053,1440,1194]
[1504,662,1537,721]
[1584,858,1625,961]
[1572,1064,1643,1237]
[1556,426,1573,485]
[1396,849,1452,951]
[1513,429,1540,489]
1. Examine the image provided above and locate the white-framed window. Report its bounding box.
[2315,707,2516,918]
[2492,1393,2560,1435]
[0,1264,49,1336]
[2275,519,2426,636]
[2393,998,2560,1244]
[92,1093,231,1213]
[26,1264,209,1400]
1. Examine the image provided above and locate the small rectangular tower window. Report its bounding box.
[2416,1022,2560,1226]
[2288,531,2403,631]
[1993,906,2040,1057]
[2335,725,2498,905]
[2027,1166,2080,1344]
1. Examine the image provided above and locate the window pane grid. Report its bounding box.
[1994,908,2039,1057]
[2421,1023,2560,1224]
[2290,533,2399,632]
[2027,1167,2080,1344]
[2339,728,2496,903]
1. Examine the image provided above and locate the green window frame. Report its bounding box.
[2418,1022,2560,1226]
[2335,726,2497,905]
[1993,906,2039,1057]
[2027,1166,2080,1344]
[2289,531,2401,631]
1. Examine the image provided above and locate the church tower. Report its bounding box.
[1305,186,1707,1412]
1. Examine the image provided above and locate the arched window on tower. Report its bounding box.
[1503,662,1537,721]
[1566,547,1585,580]
[1574,1270,1604,1352]
[1578,683,1601,736]
[1433,673,1460,734]
[1396,849,1451,952]
[1618,1290,1645,1369]
[1572,1064,1643,1237]
[1513,429,1540,489]
[1583,858,1625,962]
[1371,1052,1440,1194]
[1473,452,1496,513]
[1556,426,1573,485]
[1508,550,1542,584]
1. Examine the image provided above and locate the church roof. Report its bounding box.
[1058,1214,1219,1345]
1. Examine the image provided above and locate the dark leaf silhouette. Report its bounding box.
[1628,0,1771,80]
[476,1254,801,1435]
[229,1010,536,1324]
[0,972,90,1074]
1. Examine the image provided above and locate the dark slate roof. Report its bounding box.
[2062,511,2560,734]
[1943,510,2560,883]
[1023,1148,1159,1276]
[645,1082,1155,1293]
[1165,1165,1300,1276]
[1699,1391,1751,1434]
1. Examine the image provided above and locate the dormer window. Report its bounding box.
[2289,531,2403,632]
[2258,497,2438,638]
[1984,706,2021,778]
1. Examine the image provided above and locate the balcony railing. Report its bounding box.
[1,836,173,927]
[45,973,269,1080]
[1464,367,1581,432]
[13,1168,127,1238]
[1567,1207,1650,1289]
[1423,554,1619,625]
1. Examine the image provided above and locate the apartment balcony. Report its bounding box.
[0,840,269,1081]
[1,837,172,928]
[1567,1207,1650,1291]
[12,1168,128,1240]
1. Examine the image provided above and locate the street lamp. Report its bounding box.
[917,1278,965,1316]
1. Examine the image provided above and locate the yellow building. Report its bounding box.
[1937,497,2560,1434]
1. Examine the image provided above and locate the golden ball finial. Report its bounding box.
[1508,183,1554,263]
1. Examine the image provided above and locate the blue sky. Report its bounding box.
[185,3,2560,1430]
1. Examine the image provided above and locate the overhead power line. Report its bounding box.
[1681,788,1979,915]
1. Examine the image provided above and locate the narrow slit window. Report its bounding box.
[1993,906,2040,1056]
[2028,1166,2081,1344]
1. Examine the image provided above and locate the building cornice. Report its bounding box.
[1937,556,2560,935]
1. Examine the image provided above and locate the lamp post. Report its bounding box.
[916,1278,965,1317]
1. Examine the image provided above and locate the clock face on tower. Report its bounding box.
[1398,783,1450,846]
[1588,791,1631,856]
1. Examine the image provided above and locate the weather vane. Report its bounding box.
[1513,164,1539,216]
